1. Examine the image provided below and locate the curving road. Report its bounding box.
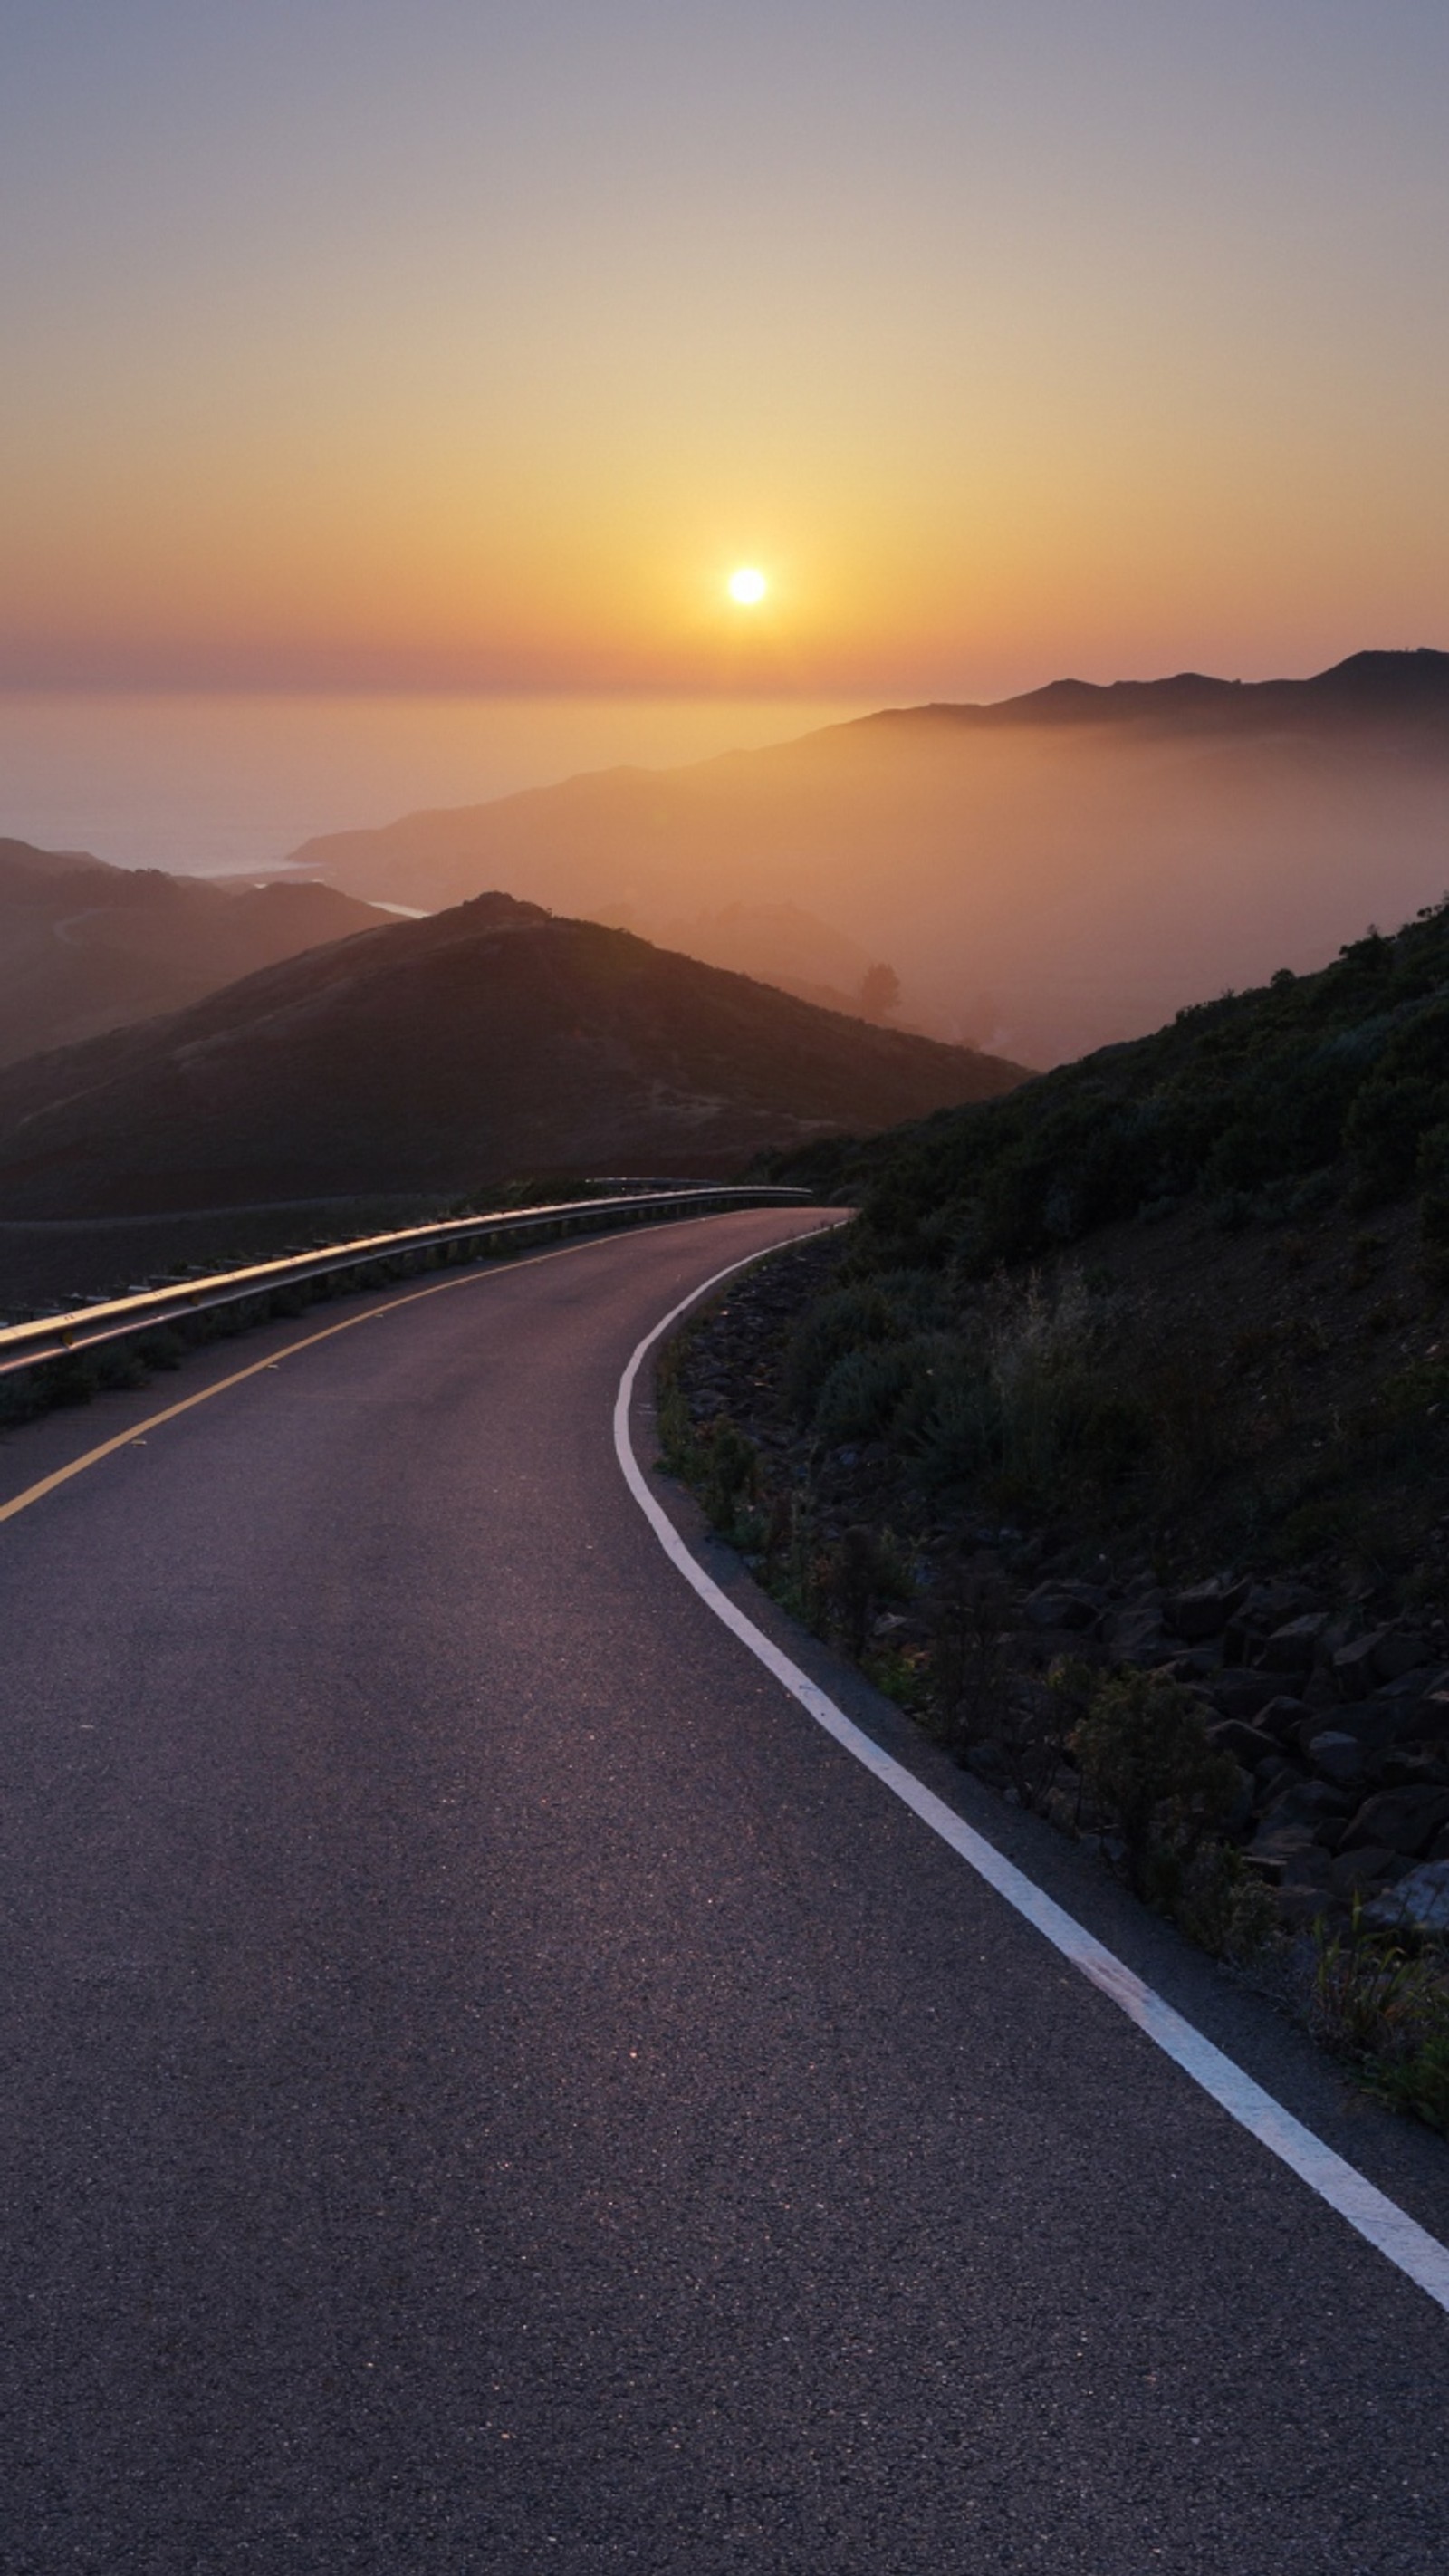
[0,1208,1445,2574]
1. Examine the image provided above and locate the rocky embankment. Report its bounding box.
[664,1236,1449,1947]
[996,1570,1449,1935]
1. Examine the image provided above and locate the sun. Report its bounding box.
[727,566,768,605]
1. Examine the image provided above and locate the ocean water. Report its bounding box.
[0,691,870,878]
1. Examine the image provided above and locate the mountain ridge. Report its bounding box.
[0,835,392,1066]
[277,650,1449,1067]
[0,891,1024,1224]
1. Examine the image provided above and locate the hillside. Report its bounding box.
[657,896,1449,1993]
[0,837,389,1066]
[281,650,1449,1067]
[0,893,1023,1224]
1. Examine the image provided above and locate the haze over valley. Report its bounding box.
[282,651,1449,1066]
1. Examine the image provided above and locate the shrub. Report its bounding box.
[812,1341,921,1444]
[1070,1668,1240,1900]
[782,1283,902,1418]
[1309,1910,1449,2129]
[698,1417,760,1537]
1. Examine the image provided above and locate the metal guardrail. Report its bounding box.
[0,1185,815,1383]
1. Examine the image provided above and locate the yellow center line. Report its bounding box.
[0,1242,581,1527]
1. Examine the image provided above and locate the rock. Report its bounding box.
[1163,1645,1226,1682]
[1253,1754,1306,1809]
[1300,1670,1339,1713]
[1206,1718,1279,1771]
[1243,1578,1320,1626]
[1329,1844,1404,1900]
[1304,1730,1371,1789]
[1261,1613,1332,1675]
[1277,1848,1337,1926]
[1258,1779,1354,1837]
[1371,1630,1435,1684]
[1412,1691,1449,1745]
[1021,1583,1099,1631]
[1339,1786,1449,1858]
[1369,1665,1449,1711]
[1103,1604,1171,1663]
[1165,1578,1246,1641]
[1249,1822,1319,1869]
[1377,1748,1449,1792]
[1332,1630,1394,1699]
[964,1740,1007,1785]
[1364,1860,1449,1936]
[1430,1824,1449,1861]
[1255,1694,1314,1744]
[1211,1668,1284,1723]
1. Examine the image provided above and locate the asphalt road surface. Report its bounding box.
[1,1209,1445,2574]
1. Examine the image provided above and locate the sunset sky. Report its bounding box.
[4,0,1446,701]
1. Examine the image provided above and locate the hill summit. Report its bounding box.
[0,892,1023,1221]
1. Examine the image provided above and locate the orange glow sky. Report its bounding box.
[3,2,1447,701]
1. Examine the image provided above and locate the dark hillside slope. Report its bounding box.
[283,651,1449,1065]
[744,893,1449,1598]
[0,894,1023,1218]
[668,899,1449,1981]
[798,899,1449,1272]
[0,837,388,1064]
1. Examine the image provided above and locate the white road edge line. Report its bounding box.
[614,1237,1449,2320]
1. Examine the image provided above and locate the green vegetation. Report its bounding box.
[1309,1909,1449,2135]
[782,901,1449,1274]
[759,897,1449,1575]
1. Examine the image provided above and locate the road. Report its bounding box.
[0,1207,1444,2574]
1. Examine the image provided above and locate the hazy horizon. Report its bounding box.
[0,687,875,876]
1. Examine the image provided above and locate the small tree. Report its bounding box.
[858,962,901,1023]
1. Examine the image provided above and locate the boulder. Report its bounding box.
[1331,1630,1397,1699]
[964,1740,1007,1785]
[1211,1668,1284,1724]
[1257,1779,1354,1836]
[1261,1613,1332,1676]
[1372,1631,1436,1684]
[1165,1578,1246,1642]
[1206,1718,1279,1771]
[1103,1604,1172,1664]
[1329,1845,1404,1901]
[1022,1582,1100,1632]
[1253,1754,1305,1809]
[1303,1731,1372,1790]
[1253,1694,1314,1744]
[1276,1848,1336,1926]
[1364,1860,1449,1936]
[1248,1822,1319,1871]
[1377,1748,1449,1793]
[1293,1705,1391,1762]
[1412,1692,1449,1745]
[1339,1786,1449,1858]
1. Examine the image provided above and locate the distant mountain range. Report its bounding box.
[0,836,388,1066]
[280,650,1449,1066]
[0,893,1024,1220]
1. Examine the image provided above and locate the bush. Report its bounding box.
[782,1283,902,1418]
[1309,1912,1449,2130]
[1070,1668,1240,1899]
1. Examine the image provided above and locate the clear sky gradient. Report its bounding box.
[4,0,1446,698]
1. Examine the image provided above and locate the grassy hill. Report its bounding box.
[659,896,1449,2025]
[280,650,1449,1066]
[0,892,1023,1228]
[0,836,388,1065]
[755,895,1449,1575]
